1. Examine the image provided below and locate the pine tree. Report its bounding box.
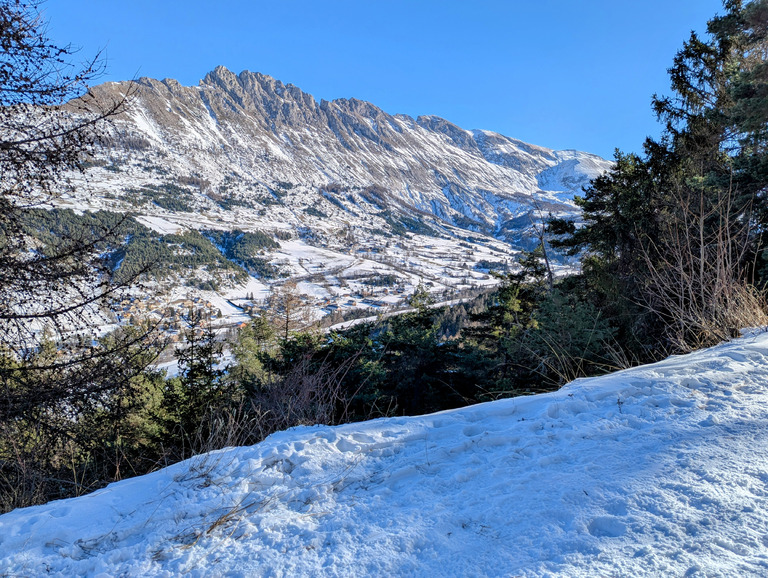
[549,0,768,353]
[162,317,229,455]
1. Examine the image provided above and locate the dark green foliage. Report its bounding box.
[281,310,469,420]
[260,194,283,206]
[651,0,768,262]
[160,319,232,456]
[453,215,486,231]
[548,152,662,357]
[151,196,194,212]
[218,197,257,211]
[367,227,393,238]
[70,326,168,483]
[224,265,619,423]
[371,306,469,415]
[549,151,657,270]
[204,229,280,278]
[304,206,328,219]
[125,183,197,213]
[360,274,399,286]
[548,0,768,353]
[228,275,610,423]
[19,209,253,287]
[229,315,274,392]
[380,210,438,237]
[205,229,279,251]
[0,324,164,511]
[474,259,509,272]
[523,288,616,386]
[456,247,618,396]
[19,209,138,269]
[117,228,248,285]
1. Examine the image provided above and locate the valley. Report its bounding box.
[50,67,611,332]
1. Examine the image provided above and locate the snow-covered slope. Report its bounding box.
[76,67,611,242]
[51,67,613,324]
[3,332,768,576]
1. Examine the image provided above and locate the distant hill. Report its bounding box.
[79,66,610,241]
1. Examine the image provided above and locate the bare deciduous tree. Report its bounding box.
[0,1,157,511]
[0,0,133,352]
[639,175,767,350]
[266,281,314,339]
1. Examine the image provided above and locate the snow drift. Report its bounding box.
[3,332,768,576]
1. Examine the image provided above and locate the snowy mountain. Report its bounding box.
[81,66,609,237]
[3,331,768,576]
[52,68,612,323]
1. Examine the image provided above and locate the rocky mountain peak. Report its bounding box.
[198,67,320,125]
[84,67,612,247]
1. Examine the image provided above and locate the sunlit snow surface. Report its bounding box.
[3,333,768,576]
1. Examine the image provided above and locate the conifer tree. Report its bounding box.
[0,1,154,509]
[549,0,768,352]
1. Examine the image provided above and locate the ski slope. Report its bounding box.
[3,332,768,576]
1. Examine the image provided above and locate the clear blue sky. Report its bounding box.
[44,0,724,159]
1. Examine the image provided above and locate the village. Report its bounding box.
[108,281,421,343]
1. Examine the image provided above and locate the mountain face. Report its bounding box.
[54,67,612,322]
[83,66,610,243]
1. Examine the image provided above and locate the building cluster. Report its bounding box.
[112,295,222,340]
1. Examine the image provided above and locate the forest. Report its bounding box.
[0,0,766,512]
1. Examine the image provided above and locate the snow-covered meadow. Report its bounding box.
[3,332,768,576]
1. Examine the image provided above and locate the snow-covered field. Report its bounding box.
[3,332,768,576]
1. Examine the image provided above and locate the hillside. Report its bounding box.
[3,331,768,576]
[80,66,610,239]
[44,68,612,329]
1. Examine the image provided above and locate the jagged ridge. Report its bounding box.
[88,66,611,240]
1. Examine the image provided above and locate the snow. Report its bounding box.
[221,276,271,303]
[4,332,768,576]
[127,103,165,144]
[55,101,592,329]
[198,290,248,322]
[296,281,331,299]
[134,215,184,235]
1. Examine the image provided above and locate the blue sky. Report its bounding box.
[44,1,724,159]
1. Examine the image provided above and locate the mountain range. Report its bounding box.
[58,67,613,320]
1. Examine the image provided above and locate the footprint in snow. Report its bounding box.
[699,415,720,427]
[335,437,363,453]
[719,351,748,363]
[587,516,627,538]
[350,432,375,444]
[462,425,484,438]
